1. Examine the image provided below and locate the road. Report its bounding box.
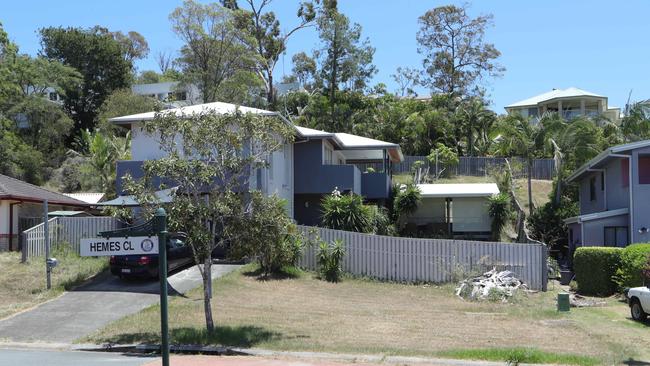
[0,264,240,344]
[0,348,157,366]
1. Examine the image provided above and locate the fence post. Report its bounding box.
[21,232,27,263]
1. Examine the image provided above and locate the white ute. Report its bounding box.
[628,286,650,321]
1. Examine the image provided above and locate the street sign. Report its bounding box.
[80,236,159,257]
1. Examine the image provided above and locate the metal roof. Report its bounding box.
[108,102,279,124]
[97,187,177,207]
[506,87,605,109]
[63,192,105,204]
[416,183,500,198]
[0,174,88,206]
[563,207,629,224]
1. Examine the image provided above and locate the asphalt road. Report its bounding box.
[0,264,240,344]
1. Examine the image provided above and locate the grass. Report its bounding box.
[438,347,600,366]
[85,265,650,364]
[0,247,108,319]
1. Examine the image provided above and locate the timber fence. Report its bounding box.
[298,225,548,291]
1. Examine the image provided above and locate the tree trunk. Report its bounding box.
[527,161,533,216]
[266,71,274,106]
[202,257,214,332]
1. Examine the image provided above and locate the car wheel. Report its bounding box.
[630,299,648,321]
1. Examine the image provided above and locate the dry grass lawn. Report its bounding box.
[0,251,107,319]
[86,267,650,365]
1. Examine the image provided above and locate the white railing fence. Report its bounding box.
[298,225,548,291]
[21,217,122,261]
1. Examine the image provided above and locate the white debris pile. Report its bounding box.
[455,268,528,301]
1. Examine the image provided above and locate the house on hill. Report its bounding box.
[0,175,88,251]
[505,87,621,123]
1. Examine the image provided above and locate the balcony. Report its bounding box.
[295,164,391,199]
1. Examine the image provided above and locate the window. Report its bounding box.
[639,155,650,184]
[527,107,538,117]
[324,143,333,165]
[604,226,628,247]
[622,159,629,188]
[589,177,596,201]
[48,92,58,101]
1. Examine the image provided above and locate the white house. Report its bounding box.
[131,82,202,108]
[408,183,499,239]
[505,87,621,123]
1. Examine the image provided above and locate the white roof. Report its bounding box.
[506,87,605,109]
[417,183,500,198]
[108,101,279,124]
[294,126,333,138]
[62,192,105,204]
[333,133,398,149]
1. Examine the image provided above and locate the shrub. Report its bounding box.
[527,200,578,255]
[573,247,622,296]
[613,243,650,289]
[394,184,421,222]
[487,193,511,241]
[321,190,372,233]
[317,239,346,282]
[368,205,396,236]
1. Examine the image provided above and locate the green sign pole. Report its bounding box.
[155,208,170,366]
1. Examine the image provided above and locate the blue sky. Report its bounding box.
[3,0,650,112]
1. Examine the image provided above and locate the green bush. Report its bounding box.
[317,239,345,282]
[321,191,372,233]
[368,205,396,236]
[613,243,650,289]
[573,247,622,296]
[393,184,421,223]
[487,193,511,241]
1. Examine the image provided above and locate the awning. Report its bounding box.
[97,187,178,207]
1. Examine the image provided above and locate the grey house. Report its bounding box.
[565,140,650,250]
[293,126,403,226]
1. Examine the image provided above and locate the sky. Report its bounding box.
[3,0,650,112]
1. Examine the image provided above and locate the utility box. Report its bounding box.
[557,293,570,312]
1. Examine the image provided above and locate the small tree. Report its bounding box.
[128,109,293,332]
[427,143,459,179]
[487,193,511,241]
[317,239,345,282]
[393,184,421,228]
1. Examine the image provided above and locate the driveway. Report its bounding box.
[0,264,240,344]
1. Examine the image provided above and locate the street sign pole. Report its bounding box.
[44,200,51,290]
[155,208,170,366]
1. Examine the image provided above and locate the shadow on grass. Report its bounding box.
[242,265,303,281]
[95,325,283,348]
[623,360,650,365]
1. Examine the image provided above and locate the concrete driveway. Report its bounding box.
[0,264,240,344]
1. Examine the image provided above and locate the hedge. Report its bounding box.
[573,247,622,296]
[613,244,650,290]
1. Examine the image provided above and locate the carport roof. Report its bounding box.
[0,174,88,206]
[416,183,500,198]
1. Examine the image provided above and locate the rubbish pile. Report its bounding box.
[456,268,528,301]
[569,294,607,308]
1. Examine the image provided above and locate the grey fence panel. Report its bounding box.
[393,156,556,180]
[22,217,122,260]
[298,225,548,290]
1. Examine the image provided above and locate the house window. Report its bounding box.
[324,143,333,165]
[604,226,628,247]
[527,107,538,117]
[589,177,596,201]
[49,92,58,101]
[622,159,629,188]
[639,155,650,184]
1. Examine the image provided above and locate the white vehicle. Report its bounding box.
[628,286,650,321]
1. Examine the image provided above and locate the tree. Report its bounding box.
[0,118,44,184]
[39,26,135,133]
[227,0,317,106]
[126,109,293,332]
[492,114,547,215]
[74,129,131,196]
[416,4,504,98]
[0,22,19,105]
[96,89,161,134]
[321,189,372,233]
[315,4,376,101]
[11,54,81,99]
[456,97,496,156]
[170,0,257,104]
[391,67,419,97]
[291,51,317,91]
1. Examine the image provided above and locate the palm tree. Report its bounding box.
[493,114,547,215]
[457,98,496,156]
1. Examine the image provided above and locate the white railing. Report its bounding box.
[298,225,548,291]
[21,217,122,261]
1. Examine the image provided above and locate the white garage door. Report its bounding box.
[452,197,491,232]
